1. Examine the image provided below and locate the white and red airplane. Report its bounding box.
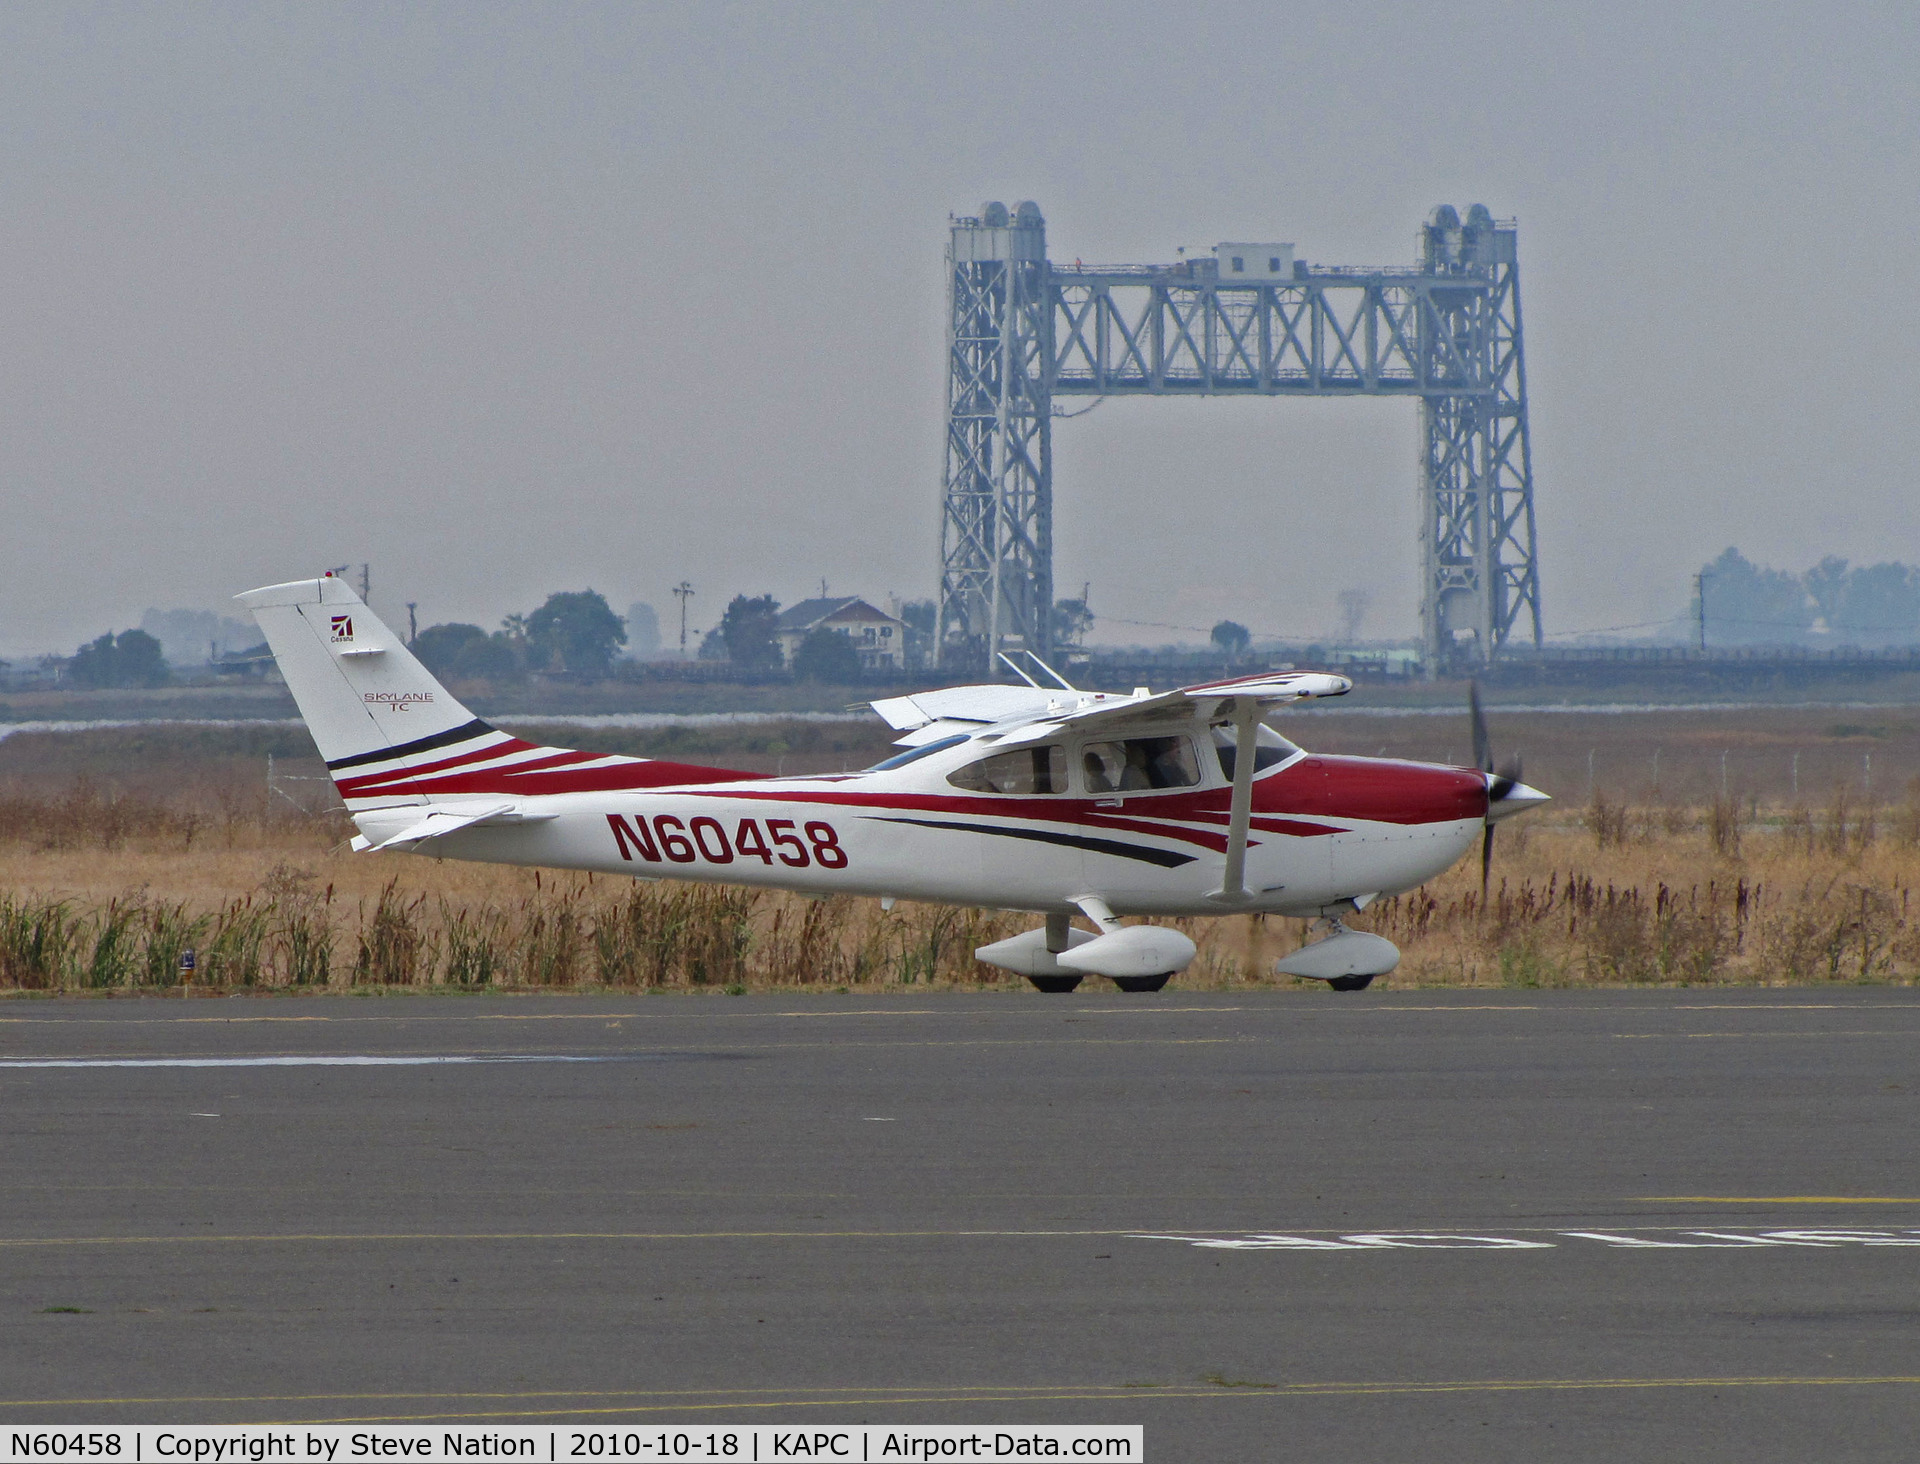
[240,574,1547,992]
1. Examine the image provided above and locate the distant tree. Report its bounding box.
[899,599,937,669]
[624,601,662,657]
[68,635,116,687]
[719,595,782,670]
[1052,598,1094,647]
[1698,548,1812,645]
[1805,555,1849,630]
[525,591,626,676]
[69,629,169,689]
[793,626,862,683]
[412,623,490,678]
[697,626,729,661]
[139,608,255,666]
[1210,620,1251,661]
[1835,563,1920,644]
[409,623,525,682]
[454,634,523,681]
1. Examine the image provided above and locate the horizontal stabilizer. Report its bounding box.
[353,802,554,853]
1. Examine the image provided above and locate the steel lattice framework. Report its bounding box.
[936,202,1541,674]
[937,202,1053,669]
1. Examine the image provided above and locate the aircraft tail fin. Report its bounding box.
[237,575,748,811]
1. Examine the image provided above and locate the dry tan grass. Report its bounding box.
[5,716,1920,992]
[2,795,1918,993]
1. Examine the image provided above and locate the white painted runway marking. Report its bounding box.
[1138,1228,1920,1251]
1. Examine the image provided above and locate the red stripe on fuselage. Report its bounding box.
[340,755,754,799]
[339,746,1484,832]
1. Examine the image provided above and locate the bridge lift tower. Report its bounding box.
[936,201,1542,676]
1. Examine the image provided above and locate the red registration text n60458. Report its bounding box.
[607,814,848,869]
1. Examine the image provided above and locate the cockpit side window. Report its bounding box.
[947,744,1068,794]
[1080,736,1201,794]
[1211,722,1298,781]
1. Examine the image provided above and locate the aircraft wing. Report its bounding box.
[872,671,1350,745]
[989,670,1352,743]
[870,684,1062,732]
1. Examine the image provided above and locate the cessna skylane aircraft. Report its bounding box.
[240,574,1548,992]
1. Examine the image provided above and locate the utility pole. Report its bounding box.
[406,603,418,646]
[672,582,695,658]
[1695,571,1710,654]
[359,563,371,603]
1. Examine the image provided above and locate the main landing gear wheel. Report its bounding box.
[1027,975,1083,993]
[1325,974,1375,992]
[1111,973,1173,993]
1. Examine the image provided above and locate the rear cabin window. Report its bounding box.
[1080,736,1201,794]
[947,744,1068,794]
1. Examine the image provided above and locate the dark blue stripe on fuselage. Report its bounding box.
[866,815,1197,869]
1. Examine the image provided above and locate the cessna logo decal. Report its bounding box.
[330,615,354,641]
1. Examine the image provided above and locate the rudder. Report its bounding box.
[236,575,483,772]
[237,574,753,814]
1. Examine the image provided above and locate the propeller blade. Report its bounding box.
[1480,822,1495,899]
[1489,755,1523,804]
[1469,680,1491,773]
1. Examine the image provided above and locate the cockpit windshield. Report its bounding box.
[868,734,969,771]
[1210,722,1298,781]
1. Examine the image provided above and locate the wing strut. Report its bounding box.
[997,649,1077,692]
[1210,697,1260,905]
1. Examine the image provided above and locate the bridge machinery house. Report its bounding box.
[775,597,908,671]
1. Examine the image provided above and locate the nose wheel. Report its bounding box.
[1325,974,1375,992]
[1026,975,1084,993]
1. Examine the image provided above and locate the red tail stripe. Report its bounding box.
[332,736,539,792]
[338,745,612,795]
[346,759,754,799]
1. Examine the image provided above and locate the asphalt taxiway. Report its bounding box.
[3,988,1918,1461]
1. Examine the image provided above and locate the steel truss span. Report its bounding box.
[936,201,1542,675]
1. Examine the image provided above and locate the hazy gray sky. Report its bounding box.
[3,1,1916,656]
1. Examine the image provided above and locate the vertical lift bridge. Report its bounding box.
[937,201,1541,676]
